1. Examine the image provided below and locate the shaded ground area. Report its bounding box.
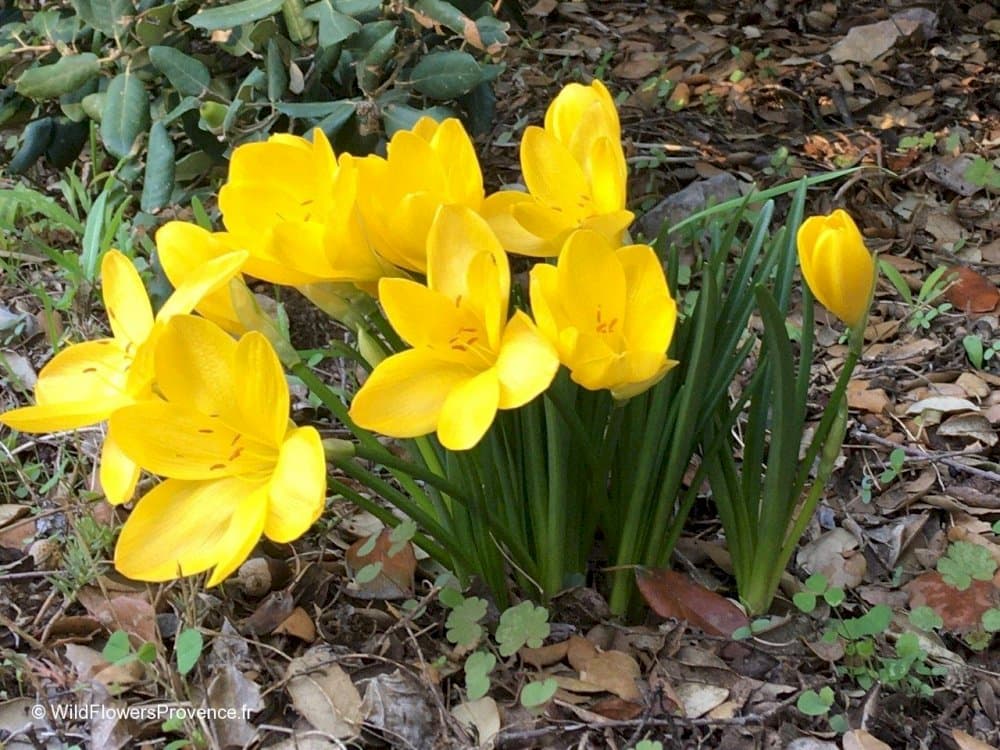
[2,1,1000,748]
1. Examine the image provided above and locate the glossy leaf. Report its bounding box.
[140,121,176,213]
[188,0,284,31]
[303,0,361,46]
[15,53,101,100]
[635,567,749,637]
[149,46,211,97]
[101,71,150,159]
[7,117,53,175]
[409,50,483,99]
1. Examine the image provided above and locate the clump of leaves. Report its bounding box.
[440,586,555,709]
[2,0,508,210]
[936,540,997,591]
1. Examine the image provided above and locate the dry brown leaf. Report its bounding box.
[451,697,500,746]
[589,696,643,720]
[945,266,1000,314]
[843,729,893,750]
[274,607,317,642]
[205,664,263,747]
[635,568,748,637]
[286,646,365,740]
[674,682,728,719]
[829,20,900,64]
[76,589,157,644]
[848,380,891,413]
[905,571,998,632]
[519,639,569,668]
[951,729,998,750]
[796,528,867,590]
[346,529,416,599]
[565,634,599,671]
[578,650,642,702]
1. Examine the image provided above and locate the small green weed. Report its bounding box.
[962,334,1000,370]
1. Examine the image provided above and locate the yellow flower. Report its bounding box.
[797,209,875,328]
[218,129,394,286]
[355,117,485,274]
[109,315,326,587]
[0,249,246,503]
[349,206,559,450]
[529,230,677,400]
[483,80,634,257]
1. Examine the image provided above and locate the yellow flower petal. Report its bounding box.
[100,428,141,505]
[349,349,474,438]
[587,136,627,214]
[234,331,289,446]
[110,401,276,480]
[265,426,326,542]
[437,368,500,450]
[483,191,552,257]
[154,315,239,419]
[797,209,874,327]
[619,244,676,352]
[431,118,484,206]
[558,231,626,343]
[428,206,509,308]
[378,278,483,360]
[157,250,248,321]
[521,127,591,220]
[114,477,267,585]
[495,311,559,409]
[206,484,270,586]
[101,250,154,347]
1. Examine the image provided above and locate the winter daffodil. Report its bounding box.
[797,209,875,329]
[0,249,246,503]
[218,129,394,286]
[484,80,633,257]
[349,206,558,450]
[530,230,677,400]
[355,117,485,274]
[109,315,326,587]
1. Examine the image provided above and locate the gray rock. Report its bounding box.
[638,173,747,240]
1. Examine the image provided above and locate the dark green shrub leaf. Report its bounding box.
[275,100,355,119]
[149,46,211,97]
[188,0,284,31]
[266,39,287,101]
[380,102,452,136]
[357,27,397,94]
[281,0,315,42]
[8,117,54,175]
[141,121,175,212]
[72,0,132,38]
[45,118,89,169]
[15,53,101,100]
[303,0,361,46]
[409,50,482,99]
[101,70,150,158]
[333,0,380,20]
[82,92,107,123]
[134,4,176,47]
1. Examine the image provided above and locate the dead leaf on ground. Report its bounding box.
[674,682,729,718]
[905,571,998,632]
[76,588,157,644]
[636,568,748,637]
[205,664,263,748]
[274,607,317,642]
[843,728,894,750]
[286,646,365,740]
[578,649,642,702]
[345,528,417,599]
[452,697,500,746]
[951,729,999,750]
[362,668,443,748]
[945,266,1000,314]
[796,528,867,589]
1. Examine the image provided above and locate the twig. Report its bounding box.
[851,428,1000,483]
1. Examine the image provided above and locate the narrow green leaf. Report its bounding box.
[140,121,175,213]
[266,39,287,101]
[0,186,84,234]
[149,46,211,97]
[101,71,150,159]
[274,100,356,119]
[81,190,109,281]
[188,0,284,30]
[357,27,397,94]
[15,53,101,100]
[303,0,361,46]
[282,0,315,42]
[408,50,483,99]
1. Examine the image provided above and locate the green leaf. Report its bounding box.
[357,27,397,94]
[445,596,487,646]
[519,678,557,709]
[303,0,361,46]
[464,650,495,701]
[823,587,845,607]
[381,103,453,136]
[188,0,285,31]
[136,642,158,664]
[981,608,1000,633]
[102,630,132,664]
[793,591,817,613]
[15,53,101,100]
[266,39,287,101]
[274,100,356,119]
[0,186,84,234]
[839,604,892,640]
[438,586,465,610]
[140,121,175,213]
[409,50,483,99]
[149,46,211,97]
[804,573,828,594]
[282,0,315,42]
[355,561,382,584]
[796,687,833,716]
[72,0,132,37]
[101,70,150,159]
[495,601,549,657]
[937,541,997,591]
[7,117,53,175]
[908,605,943,631]
[175,628,203,676]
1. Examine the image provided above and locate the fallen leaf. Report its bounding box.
[274,607,317,642]
[635,568,748,637]
[945,266,1000,314]
[241,589,295,635]
[346,528,416,599]
[565,634,599,671]
[906,396,979,416]
[76,589,157,644]
[848,381,891,413]
[519,639,569,668]
[829,20,900,64]
[905,571,998,632]
[936,413,998,446]
[451,697,500,746]
[843,728,893,750]
[578,649,642,702]
[286,646,365,740]
[674,682,728,718]
[951,729,998,750]
[205,664,263,747]
[589,696,643,720]
[362,668,442,748]
[796,528,867,589]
